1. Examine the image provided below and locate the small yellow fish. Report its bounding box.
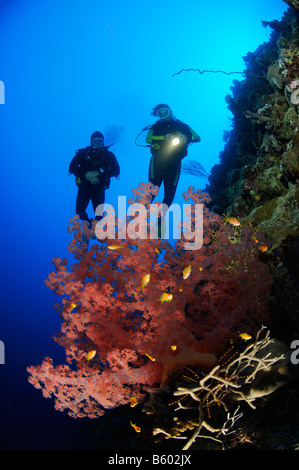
[108,243,125,250]
[199,266,203,271]
[86,350,96,362]
[182,263,192,280]
[155,248,161,254]
[158,293,173,303]
[170,345,178,352]
[130,396,138,408]
[252,236,259,243]
[140,274,150,292]
[179,285,183,292]
[238,332,252,341]
[259,245,268,253]
[69,302,77,311]
[130,421,141,433]
[144,352,156,362]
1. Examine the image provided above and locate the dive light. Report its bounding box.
[171,136,181,146]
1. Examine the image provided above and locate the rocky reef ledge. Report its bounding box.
[207,1,299,334]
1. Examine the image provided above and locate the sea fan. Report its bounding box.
[181,159,210,178]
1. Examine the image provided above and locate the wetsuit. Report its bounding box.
[69,146,120,222]
[146,118,200,207]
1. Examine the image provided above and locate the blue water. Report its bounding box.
[0,0,287,450]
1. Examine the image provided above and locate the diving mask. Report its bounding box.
[156,107,171,120]
[91,137,104,149]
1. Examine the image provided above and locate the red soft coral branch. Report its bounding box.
[28,183,273,418]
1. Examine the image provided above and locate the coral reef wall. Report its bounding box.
[207,2,299,332]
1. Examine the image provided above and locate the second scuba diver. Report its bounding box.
[69,131,120,226]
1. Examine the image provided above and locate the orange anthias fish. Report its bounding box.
[107,243,126,250]
[225,217,241,227]
[182,263,192,280]
[107,243,125,250]
[259,245,268,252]
[140,274,150,292]
[130,421,141,433]
[238,332,252,341]
[158,293,173,303]
[130,396,138,408]
[144,352,156,362]
[86,350,96,363]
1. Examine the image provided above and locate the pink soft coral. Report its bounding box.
[27,183,273,418]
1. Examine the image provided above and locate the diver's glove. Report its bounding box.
[85,171,100,185]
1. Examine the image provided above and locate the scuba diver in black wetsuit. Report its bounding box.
[145,104,201,235]
[146,104,201,207]
[69,131,120,226]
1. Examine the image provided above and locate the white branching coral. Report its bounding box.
[152,326,286,450]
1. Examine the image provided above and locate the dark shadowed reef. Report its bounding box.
[207,3,299,335]
[201,1,299,450]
